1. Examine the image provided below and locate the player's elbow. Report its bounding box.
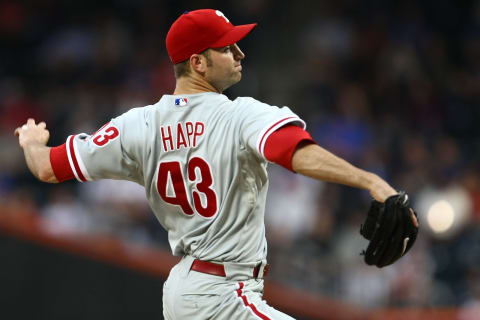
[37,168,59,183]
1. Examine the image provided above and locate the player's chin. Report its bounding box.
[233,71,242,82]
[226,71,242,88]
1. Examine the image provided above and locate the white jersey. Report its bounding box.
[65,92,305,264]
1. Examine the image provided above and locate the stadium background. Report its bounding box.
[1,0,480,319]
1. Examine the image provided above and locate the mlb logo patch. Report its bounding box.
[175,98,188,106]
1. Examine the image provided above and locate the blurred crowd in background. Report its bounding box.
[2,0,480,315]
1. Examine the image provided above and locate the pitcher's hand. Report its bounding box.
[14,118,50,148]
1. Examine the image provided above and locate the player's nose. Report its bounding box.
[232,43,245,60]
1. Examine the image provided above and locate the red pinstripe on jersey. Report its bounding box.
[257,116,300,157]
[236,282,271,320]
[67,135,87,182]
[264,124,314,172]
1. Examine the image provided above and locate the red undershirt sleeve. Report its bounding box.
[50,143,75,182]
[264,124,315,172]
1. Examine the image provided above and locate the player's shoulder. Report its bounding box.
[233,96,269,107]
[232,96,267,110]
[109,104,156,137]
[232,96,305,127]
[113,104,155,122]
[233,96,282,114]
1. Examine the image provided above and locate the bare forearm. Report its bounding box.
[292,144,371,188]
[22,142,58,183]
[292,143,396,202]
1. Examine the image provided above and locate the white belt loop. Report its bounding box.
[256,259,268,279]
[181,255,196,278]
[223,261,261,281]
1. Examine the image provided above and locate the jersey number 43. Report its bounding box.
[157,157,218,218]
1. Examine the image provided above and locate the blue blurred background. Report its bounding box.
[1,0,480,318]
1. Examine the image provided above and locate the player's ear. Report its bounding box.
[190,54,207,74]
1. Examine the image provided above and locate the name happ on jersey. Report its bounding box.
[160,121,205,152]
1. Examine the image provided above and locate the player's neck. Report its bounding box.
[173,75,221,95]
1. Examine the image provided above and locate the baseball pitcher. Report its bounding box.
[15,9,418,320]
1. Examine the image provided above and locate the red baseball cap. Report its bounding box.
[166,9,257,64]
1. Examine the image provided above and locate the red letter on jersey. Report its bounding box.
[161,125,174,152]
[157,161,194,215]
[157,158,218,218]
[193,122,205,147]
[188,157,218,218]
[185,122,194,147]
[176,123,188,150]
[92,124,120,147]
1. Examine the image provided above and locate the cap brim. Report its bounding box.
[210,23,257,48]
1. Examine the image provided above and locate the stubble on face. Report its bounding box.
[204,47,242,92]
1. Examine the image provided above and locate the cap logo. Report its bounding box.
[215,10,229,23]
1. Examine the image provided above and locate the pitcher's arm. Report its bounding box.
[292,142,396,202]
